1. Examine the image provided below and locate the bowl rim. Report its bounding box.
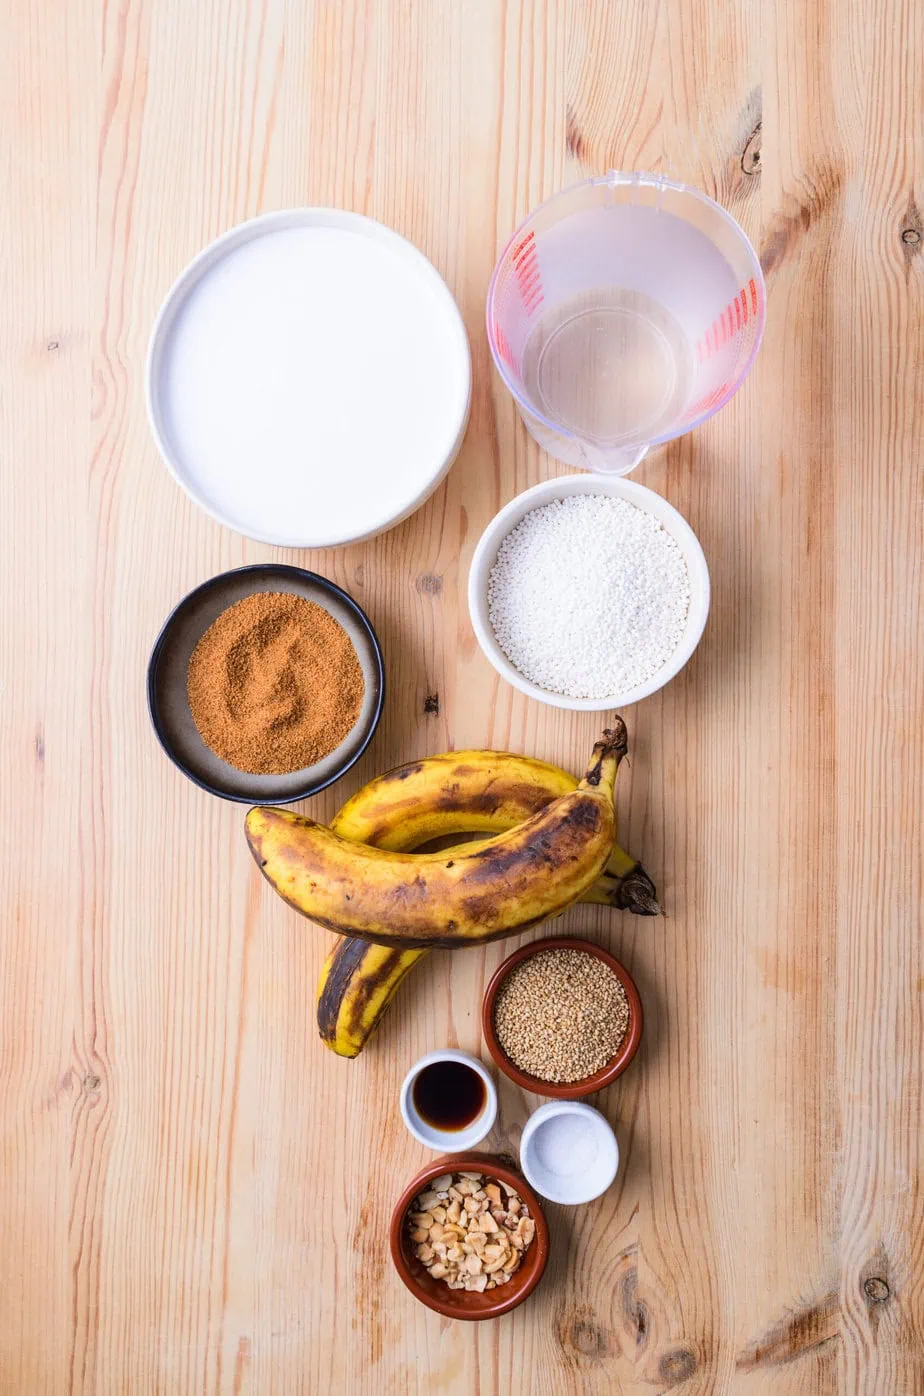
[145,206,472,549]
[146,563,386,804]
[389,1152,550,1320]
[467,474,711,711]
[519,1100,620,1204]
[399,1049,499,1151]
[481,936,644,1098]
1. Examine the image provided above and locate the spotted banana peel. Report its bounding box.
[248,726,627,955]
[327,745,657,908]
[314,724,658,1057]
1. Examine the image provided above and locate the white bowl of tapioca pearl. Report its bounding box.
[467,475,710,712]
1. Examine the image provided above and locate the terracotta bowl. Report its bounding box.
[389,1153,549,1320]
[482,936,643,1099]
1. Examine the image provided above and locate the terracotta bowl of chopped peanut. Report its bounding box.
[482,937,644,1098]
[390,1155,549,1319]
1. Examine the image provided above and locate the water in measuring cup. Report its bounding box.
[521,287,694,445]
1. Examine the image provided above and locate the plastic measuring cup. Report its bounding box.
[487,171,765,474]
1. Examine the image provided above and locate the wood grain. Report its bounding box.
[0,0,921,1391]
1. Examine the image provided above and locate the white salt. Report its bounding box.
[533,1113,599,1178]
[487,494,691,699]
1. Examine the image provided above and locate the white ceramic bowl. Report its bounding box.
[400,1049,498,1152]
[519,1101,619,1205]
[146,208,471,548]
[467,474,710,711]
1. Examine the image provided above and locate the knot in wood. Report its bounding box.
[741,123,762,175]
[557,1306,609,1360]
[659,1346,698,1385]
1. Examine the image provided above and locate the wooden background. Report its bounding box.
[1,0,921,1391]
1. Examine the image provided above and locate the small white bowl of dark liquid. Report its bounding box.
[400,1050,498,1151]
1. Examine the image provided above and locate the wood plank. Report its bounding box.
[0,0,920,1391]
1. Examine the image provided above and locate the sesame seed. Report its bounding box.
[494,948,630,1084]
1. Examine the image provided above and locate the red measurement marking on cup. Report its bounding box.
[512,232,534,263]
[493,322,521,376]
[512,231,544,316]
[682,382,732,420]
[696,277,760,361]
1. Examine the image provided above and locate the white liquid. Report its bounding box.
[155,220,470,545]
[521,286,694,445]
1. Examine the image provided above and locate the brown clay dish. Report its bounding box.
[481,936,643,1099]
[389,1153,549,1320]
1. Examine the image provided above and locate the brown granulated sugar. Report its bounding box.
[187,591,364,774]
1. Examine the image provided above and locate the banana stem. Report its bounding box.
[584,718,629,788]
[614,864,661,915]
[587,863,661,915]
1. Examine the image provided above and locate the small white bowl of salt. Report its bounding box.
[519,1101,619,1205]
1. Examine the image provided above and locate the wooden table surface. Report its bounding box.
[2,1,922,1392]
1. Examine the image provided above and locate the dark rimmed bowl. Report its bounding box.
[482,936,643,1099]
[390,1153,549,1321]
[147,564,385,803]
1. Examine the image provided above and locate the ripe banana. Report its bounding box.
[248,725,626,949]
[317,938,428,1058]
[317,938,425,1059]
[331,750,580,852]
[318,736,658,1057]
[329,748,658,912]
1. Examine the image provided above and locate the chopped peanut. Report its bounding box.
[406,1172,535,1294]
